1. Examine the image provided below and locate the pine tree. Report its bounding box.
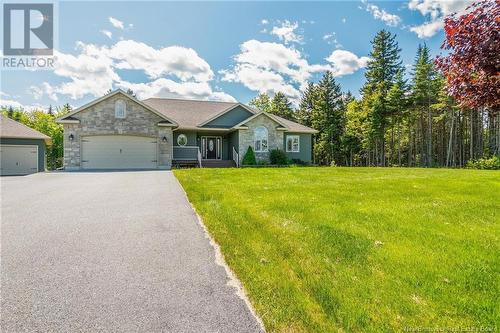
[7,106,14,118]
[411,43,438,167]
[312,71,345,165]
[249,93,272,113]
[47,104,53,116]
[386,70,408,165]
[296,82,317,127]
[269,92,295,121]
[361,30,403,166]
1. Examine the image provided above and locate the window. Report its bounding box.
[115,99,126,118]
[177,134,188,146]
[286,135,300,152]
[254,126,268,152]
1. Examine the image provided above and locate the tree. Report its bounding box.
[386,70,408,165]
[361,30,403,166]
[435,0,500,157]
[126,89,136,98]
[269,92,295,120]
[296,82,317,127]
[411,44,438,167]
[250,93,272,113]
[47,104,53,116]
[7,106,14,118]
[311,71,345,165]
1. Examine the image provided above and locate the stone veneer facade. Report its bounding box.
[63,95,173,170]
[238,114,284,163]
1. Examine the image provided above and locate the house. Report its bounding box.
[56,89,317,170]
[0,114,51,176]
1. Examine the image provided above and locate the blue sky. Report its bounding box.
[1,0,471,110]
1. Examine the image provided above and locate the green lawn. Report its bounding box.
[174,167,499,332]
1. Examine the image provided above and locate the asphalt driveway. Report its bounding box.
[1,171,262,332]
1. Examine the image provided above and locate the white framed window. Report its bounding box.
[177,134,188,146]
[115,99,126,118]
[254,126,268,152]
[286,135,300,152]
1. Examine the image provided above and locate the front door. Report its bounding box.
[202,136,221,160]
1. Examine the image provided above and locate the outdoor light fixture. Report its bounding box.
[69,134,74,141]
[162,136,168,143]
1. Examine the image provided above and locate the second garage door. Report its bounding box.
[81,135,157,169]
[0,145,38,175]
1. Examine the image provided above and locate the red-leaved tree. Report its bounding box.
[435,0,500,111]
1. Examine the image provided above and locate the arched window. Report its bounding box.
[115,99,126,118]
[254,126,268,152]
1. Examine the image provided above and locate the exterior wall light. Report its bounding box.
[69,134,74,141]
[162,136,168,143]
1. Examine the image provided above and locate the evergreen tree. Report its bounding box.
[249,93,272,113]
[411,43,438,167]
[386,70,408,165]
[7,106,14,118]
[361,30,403,166]
[296,82,317,127]
[269,92,295,120]
[312,71,345,165]
[47,104,53,116]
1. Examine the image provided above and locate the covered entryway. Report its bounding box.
[81,135,157,169]
[0,145,38,176]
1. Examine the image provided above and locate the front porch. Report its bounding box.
[172,131,239,168]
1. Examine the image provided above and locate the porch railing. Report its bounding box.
[173,146,199,161]
[197,147,202,168]
[232,146,239,167]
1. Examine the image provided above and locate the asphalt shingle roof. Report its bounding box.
[0,114,51,140]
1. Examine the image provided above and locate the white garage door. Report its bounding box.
[0,145,38,176]
[81,135,157,169]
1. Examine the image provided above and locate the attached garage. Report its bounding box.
[1,115,50,176]
[81,135,158,169]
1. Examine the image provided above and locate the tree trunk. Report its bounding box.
[446,110,454,167]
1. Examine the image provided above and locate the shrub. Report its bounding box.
[291,159,308,165]
[270,149,288,165]
[242,146,257,165]
[466,156,500,170]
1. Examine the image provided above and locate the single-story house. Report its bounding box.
[56,89,317,170]
[0,114,51,176]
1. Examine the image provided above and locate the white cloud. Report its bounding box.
[342,18,347,23]
[408,0,471,38]
[362,0,401,27]
[109,17,124,30]
[107,40,213,81]
[221,39,368,104]
[326,50,370,77]
[100,30,112,39]
[270,20,303,44]
[261,19,269,25]
[323,32,342,48]
[33,40,230,102]
[117,79,236,102]
[409,20,444,38]
[0,98,44,111]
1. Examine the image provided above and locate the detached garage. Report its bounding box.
[0,114,51,176]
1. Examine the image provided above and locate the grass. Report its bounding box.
[174,167,500,332]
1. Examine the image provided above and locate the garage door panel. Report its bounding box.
[0,145,38,176]
[81,135,157,169]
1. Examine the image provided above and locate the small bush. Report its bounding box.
[242,146,257,165]
[270,149,288,165]
[466,156,500,170]
[291,159,308,166]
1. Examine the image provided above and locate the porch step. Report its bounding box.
[201,160,236,168]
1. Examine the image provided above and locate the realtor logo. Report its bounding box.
[3,3,53,56]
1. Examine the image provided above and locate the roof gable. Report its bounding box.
[57,89,177,125]
[200,104,255,128]
[232,112,289,129]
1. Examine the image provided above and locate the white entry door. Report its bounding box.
[0,145,38,175]
[81,135,157,169]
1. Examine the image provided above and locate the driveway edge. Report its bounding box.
[173,175,266,332]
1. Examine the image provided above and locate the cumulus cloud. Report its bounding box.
[326,50,370,77]
[408,0,471,38]
[270,20,303,44]
[361,0,401,27]
[0,98,44,111]
[34,40,232,102]
[221,39,369,104]
[100,30,112,39]
[261,19,269,25]
[108,17,124,29]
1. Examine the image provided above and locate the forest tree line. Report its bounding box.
[249,7,499,168]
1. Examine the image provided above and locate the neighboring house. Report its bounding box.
[0,114,51,176]
[56,89,317,170]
